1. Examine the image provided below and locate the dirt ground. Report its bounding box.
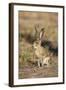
[19,56,58,79]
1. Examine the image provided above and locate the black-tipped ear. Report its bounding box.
[40,28,45,40]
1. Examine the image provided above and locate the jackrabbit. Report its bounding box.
[32,25,51,67]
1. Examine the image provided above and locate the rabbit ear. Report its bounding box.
[40,28,45,40]
[35,24,39,33]
[34,24,40,40]
[35,25,38,33]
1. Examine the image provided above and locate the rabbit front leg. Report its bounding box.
[37,59,43,67]
[41,59,44,67]
[37,60,41,67]
[38,59,43,67]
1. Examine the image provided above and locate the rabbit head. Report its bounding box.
[33,40,41,49]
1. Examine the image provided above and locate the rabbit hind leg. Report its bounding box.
[43,57,50,67]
